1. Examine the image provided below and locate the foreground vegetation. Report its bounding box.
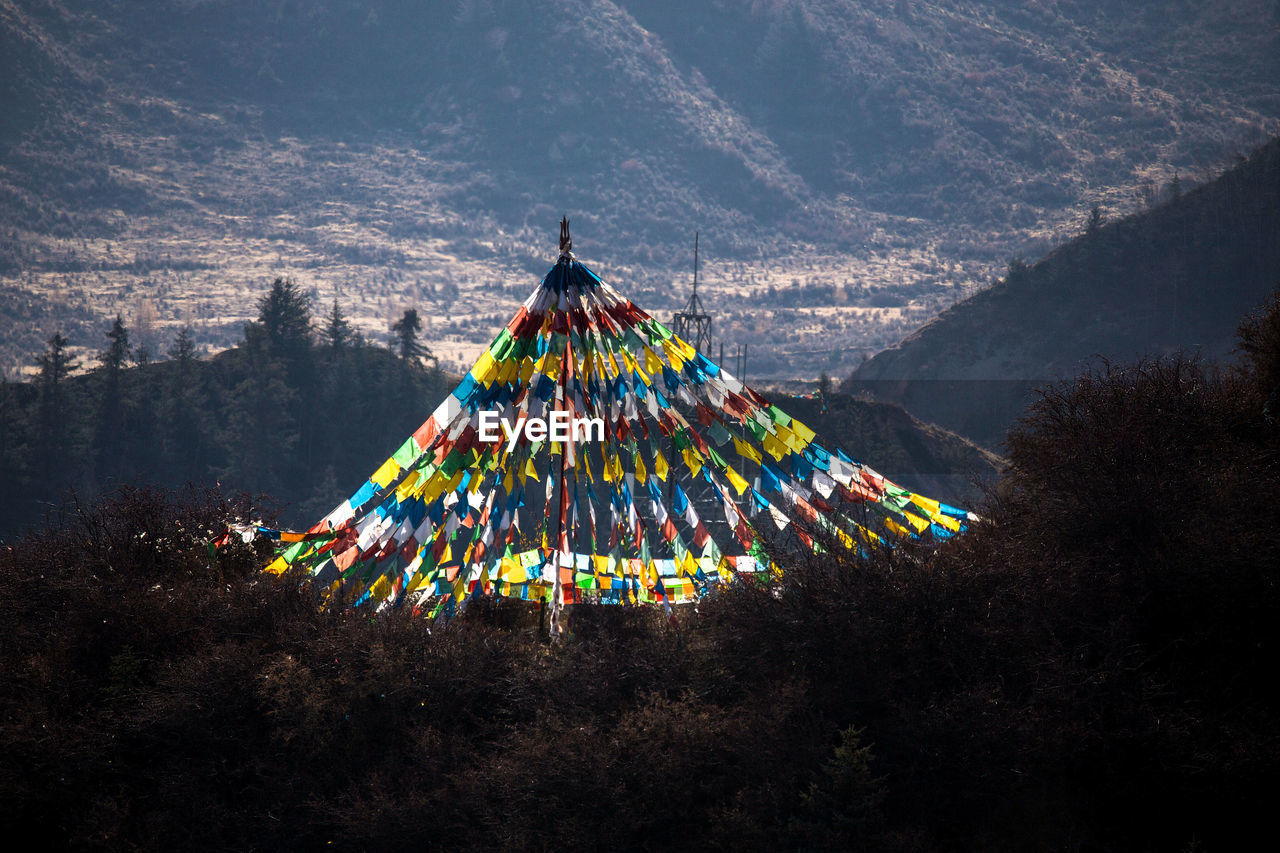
[2,293,1278,850]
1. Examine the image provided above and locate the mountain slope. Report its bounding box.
[846,135,1280,448]
[781,392,1002,505]
[2,0,1278,379]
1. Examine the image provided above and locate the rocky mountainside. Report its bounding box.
[846,135,1280,449]
[3,0,1278,379]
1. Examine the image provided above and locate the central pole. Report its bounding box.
[692,231,699,300]
[549,334,572,639]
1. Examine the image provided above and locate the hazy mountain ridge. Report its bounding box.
[624,0,1280,221]
[847,134,1280,448]
[2,0,1278,380]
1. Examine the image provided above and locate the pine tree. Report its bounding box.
[1086,204,1104,234]
[249,277,313,363]
[169,324,197,363]
[243,278,316,470]
[38,332,78,388]
[163,326,210,484]
[323,300,353,353]
[391,308,435,366]
[93,315,132,484]
[35,332,80,491]
[221,321,299,496]
[0,376,27,512]
[99,314,131,372]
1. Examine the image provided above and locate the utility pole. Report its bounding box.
[672,232,712,354]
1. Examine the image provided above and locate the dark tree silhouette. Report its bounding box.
[391,308,435,366]
[93,315,132,483]
[99,315,131,372]
[1086,204,1104,233]
[34,332,79,485]
[37,333,77,395]
[252,277,313,356]
[164,326,207,481]
[323,299,352,352]
[169,325,197,363]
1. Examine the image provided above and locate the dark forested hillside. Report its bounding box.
[781,391,1001,504]
[2,288,1277,851]
[0,281,455,540]
[847,135,1280,448]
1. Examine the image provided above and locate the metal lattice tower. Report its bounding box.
[672,232,712,354]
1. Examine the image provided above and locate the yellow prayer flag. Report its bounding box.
[662,340,684,370]
[902,511,931,534]
[682,447,703,479]
[592,554,611,578]
[422,473,447,505]
[733,436,763,464]
[367,575,392,604]
[774,423,802,453]
[884,517,911,538]
[472,350,497,384]
[540,352,561,379]
[762,431,787,460]
[909,493,942,518]
[653,448,669,481]
[935,513,961,533]
[497,356,520,385]
[790,419,816,444]
[396,470,421,502]
[370,457,401,489]
[643,347,663,376]
[724,466,749,496]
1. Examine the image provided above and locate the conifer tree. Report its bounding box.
[0,376,26,509]
[323,300,352,353]
[254,277,313,356]
[163,326,210,484]
[100,315,131,372]
[93,316,133,484]
[391,308,435,367]
[35,332,80,490]
[1086,204,1104,234]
